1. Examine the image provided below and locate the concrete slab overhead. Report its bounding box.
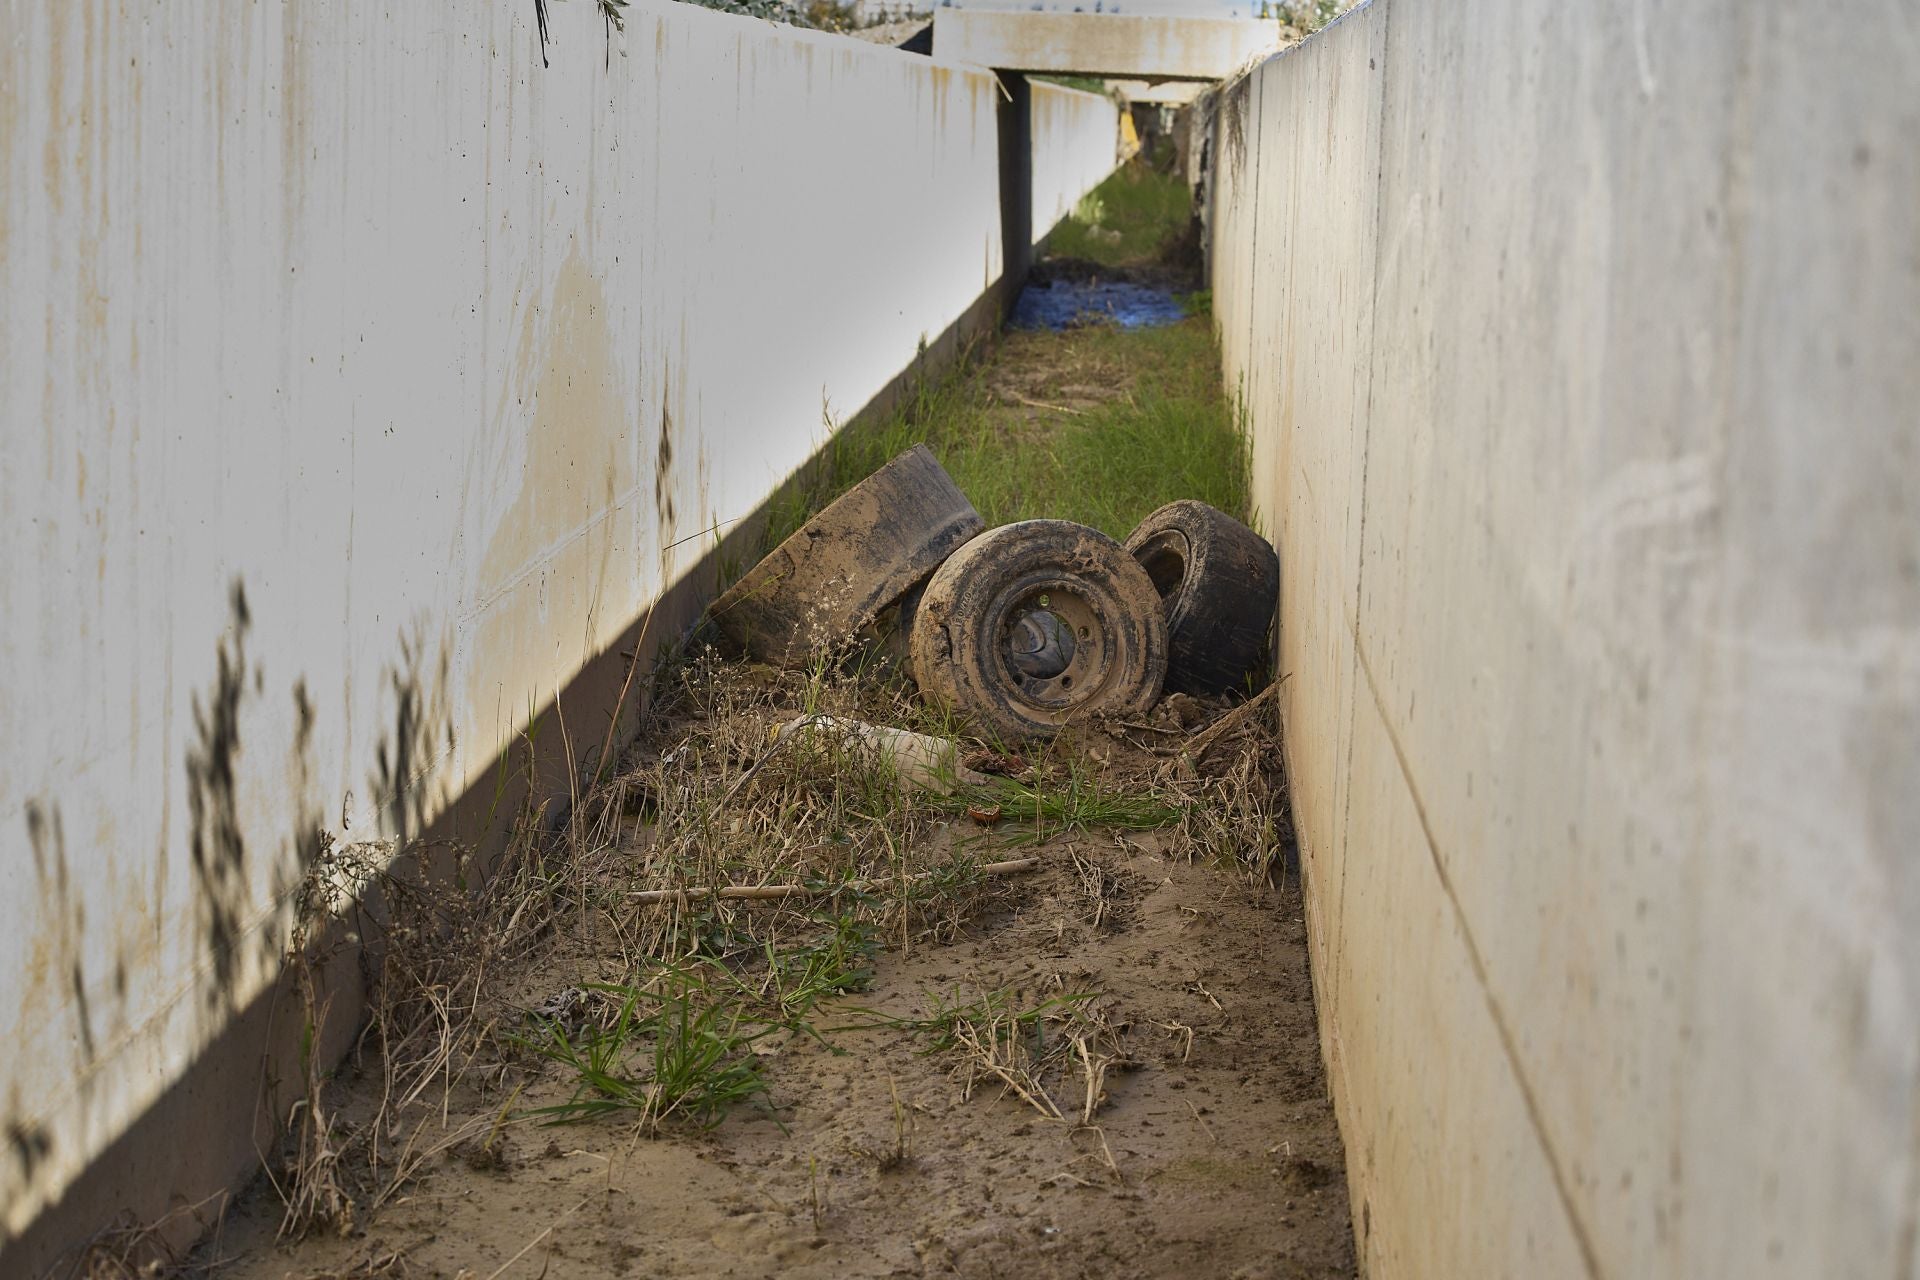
[941,0,1253,14]
[1107,78,1211,106]
[935,11,1282,80]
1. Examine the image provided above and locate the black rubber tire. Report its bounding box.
[710,446,983,667]
[908,520,1168,741]
[863,582,924,676]
[1124,500,1278,697]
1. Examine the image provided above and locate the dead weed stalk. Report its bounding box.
[269,690,637,1235]
[837,984,1131,1124]
[1163,694,1293,885]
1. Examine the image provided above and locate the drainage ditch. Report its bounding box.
[185,153,1354,1280]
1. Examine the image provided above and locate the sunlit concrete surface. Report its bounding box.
[936,10,1284,80]
[1032,81,1127,237]
[0,0,1119,1264]
[943,0,1259,16]
[1209,1,1920,1276]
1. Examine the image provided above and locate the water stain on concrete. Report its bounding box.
[279,0,311,257]
[42,3,68,220]
[479,247,635,599]
[0,10,22,276]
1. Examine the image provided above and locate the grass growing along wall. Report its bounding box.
[754,154,1241,562]
[759,315,1246,556]
[1045,149,1198,268]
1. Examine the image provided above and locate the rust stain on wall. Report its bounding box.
[42,4,68,219]
[461,245,639,764]
[279,0,311,256]
[0,11,21,276]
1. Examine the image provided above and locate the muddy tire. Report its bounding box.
[908,520,1168,741]
[1124,500,1279,696]
[711,446,984,667]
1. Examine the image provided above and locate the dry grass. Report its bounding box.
[266,713,631,1240]
[80,160,1310,1266]
[849,1074,916,1174]
[1162,688,1295,886]
[249,641,1246,1250]
[837,980,1134,1129]
[51,1192,231,1279]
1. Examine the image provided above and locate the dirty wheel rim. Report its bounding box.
[909,519,1167,739]
[991,578,1110,712]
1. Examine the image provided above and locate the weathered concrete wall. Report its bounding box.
[1210,2,1920,1276]
[945,0,1255,15]
[0,0,1119,1261]
[1109,79,1210,107]
[1030,81,1124,239]
[936,10,1282,80]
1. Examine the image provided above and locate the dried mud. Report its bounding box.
[212,820,1352,1279]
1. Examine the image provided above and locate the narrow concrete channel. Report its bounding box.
[191,153,1356,1279]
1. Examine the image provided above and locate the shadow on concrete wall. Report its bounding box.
[2,185,1043,1272]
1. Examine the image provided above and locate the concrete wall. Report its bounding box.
[945,0,1259,16]
[1030,81,1125,239]
[936,10,1282,80]
[0,0,1118,1262]
[1210,2,1920,1276]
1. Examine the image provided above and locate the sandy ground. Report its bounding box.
[210,821,1352,1279]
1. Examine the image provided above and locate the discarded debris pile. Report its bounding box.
[187,441,1343,1278]
[710,445,1281,742]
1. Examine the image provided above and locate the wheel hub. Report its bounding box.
[1007,607,1078,679]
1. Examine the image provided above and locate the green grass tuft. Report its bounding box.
[758,319,1245,553]
[829,987,1096,1050]
[1033,74,1110,95]
[758,912,879,1033]
[935,761,1183,847]
[515,975,772,1130]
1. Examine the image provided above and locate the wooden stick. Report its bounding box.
[1007,392,1083,416]
[626,857,1040,906]
[1184,684,1279,760]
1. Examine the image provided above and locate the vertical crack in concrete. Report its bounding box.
[1351,625,1607,1280]
[1334,0,1393,1047]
